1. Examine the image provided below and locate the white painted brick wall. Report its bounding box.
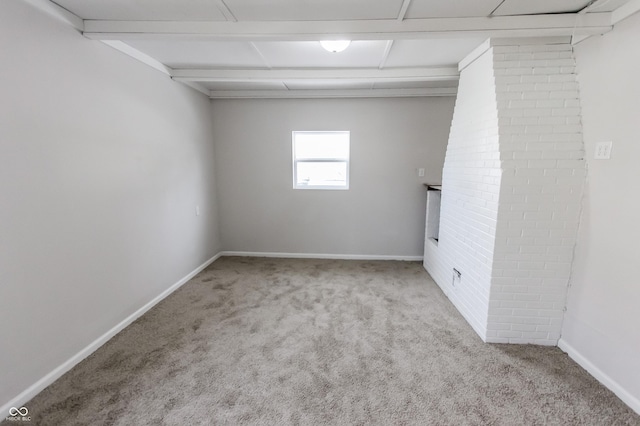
[489,41,585,345]
[424,38,585,346]
[424,48,500,340]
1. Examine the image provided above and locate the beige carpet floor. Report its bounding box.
[7,257,639,425]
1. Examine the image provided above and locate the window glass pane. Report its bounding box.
[294,131,349,160]
[296,162,347,187]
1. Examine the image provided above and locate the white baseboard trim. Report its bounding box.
[558,338,640,415]
[0,252,222,416]
[219,251,423,261]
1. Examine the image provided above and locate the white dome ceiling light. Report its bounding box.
[319,40,351,53]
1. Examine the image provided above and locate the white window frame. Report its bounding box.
[292,131,350,190]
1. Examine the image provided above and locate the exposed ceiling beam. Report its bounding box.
[209,87,457,99]
[611,0,640,24]
[101,40,171,76]
[82,13,613,42]
[100,41,209,96]
[180,81,213,97]
[570,34,592,44]
[23,0,83,31]
[171,67,460,83]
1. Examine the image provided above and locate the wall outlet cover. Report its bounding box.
[594,141,612,160]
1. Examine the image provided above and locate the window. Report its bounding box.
[292,131,350,190]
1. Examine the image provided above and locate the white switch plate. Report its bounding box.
[594,141,612,160]
[196,205,200,216]
[418,168,425,177]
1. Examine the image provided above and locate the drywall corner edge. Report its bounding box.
[558,338,640,415]
[0,252,223,415]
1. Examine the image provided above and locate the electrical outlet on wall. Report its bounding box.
[418,168,425,177]
[594,141,613,159]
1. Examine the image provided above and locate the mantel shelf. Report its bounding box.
[423,184,442,191]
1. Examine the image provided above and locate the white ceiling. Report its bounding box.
[45,0,638,98]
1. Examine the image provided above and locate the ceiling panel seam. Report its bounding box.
[378,40,394,69]
[216,0,237,22]
[489,0,508,16]
[249,42,272,69]
[397,0,413,20]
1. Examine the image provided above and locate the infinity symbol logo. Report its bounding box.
[9,406,28,416]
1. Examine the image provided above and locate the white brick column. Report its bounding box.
[424,37,585,346]
[488,39,585,345]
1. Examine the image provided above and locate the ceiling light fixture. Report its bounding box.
[320,40,351,53]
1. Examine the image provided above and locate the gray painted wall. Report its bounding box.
[562,11,640,410]
[0,1,221,406]
[212,97,455,257]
